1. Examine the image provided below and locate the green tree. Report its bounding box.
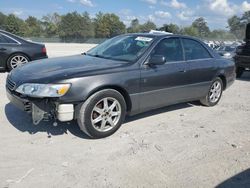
[94,12,110,38]
[81,12,95,38]
[192,17,210,38]
[25,16,42,37]
[58,11,94,42]
[42,13,61,37]
[181,26,199,37]
[5,14,27,36]
[127,19,140,33]
[208,29,236,40]
[94,12,125,38]
[0,12,7,29]
[140,21,156,32]
[159,23,180,34]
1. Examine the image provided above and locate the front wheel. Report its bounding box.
[77,89,126,138]
[200,77,223,107]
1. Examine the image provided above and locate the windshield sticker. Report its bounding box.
[135,37,153,42]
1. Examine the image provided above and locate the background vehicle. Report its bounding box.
[6,34,236,138]
[216,45,236,59]
[205,41,217,49]
[0,30,47,71]
[234,23,250,78]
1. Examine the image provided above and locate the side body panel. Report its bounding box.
[56,63,142,115]
[138,61,189,112]
[185,58,215,98]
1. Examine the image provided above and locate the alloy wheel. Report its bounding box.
[209,81,222,103]
[91,97,121,132]
[10,55,28,69]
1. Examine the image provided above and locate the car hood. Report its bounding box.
[10,55,128,84]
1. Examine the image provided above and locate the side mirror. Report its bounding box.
[147,55,166,65]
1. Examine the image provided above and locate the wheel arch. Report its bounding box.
[85,85,132,113]
[217,74,227,90]
[8,52,31,61]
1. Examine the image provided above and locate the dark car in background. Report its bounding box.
[0,30,47,71]
[216,45,236,59]
[234,23,250,78]
[6,33,236,138]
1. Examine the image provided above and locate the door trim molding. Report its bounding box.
[130,81,211,96]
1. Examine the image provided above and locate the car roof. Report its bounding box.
[0,29,27,43]
[124,33,200,40]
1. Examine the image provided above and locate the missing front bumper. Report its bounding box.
[32,104,46,125]
[7,89,74,125]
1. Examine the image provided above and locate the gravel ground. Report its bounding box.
[0,43,250,188]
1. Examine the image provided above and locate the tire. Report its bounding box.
[77,89,126,138]
[7,53,29,71]
[236,67,244,78]
[200,77,223,107]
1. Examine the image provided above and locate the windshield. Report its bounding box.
[86,35,155,62]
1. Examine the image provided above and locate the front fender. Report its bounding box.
[57,69,140,104]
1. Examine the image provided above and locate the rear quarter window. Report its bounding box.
[0,34,9,43]
[0,33,18,44]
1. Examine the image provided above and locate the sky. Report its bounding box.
[0,0,250,29]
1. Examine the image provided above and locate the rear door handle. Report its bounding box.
[0,48,6,51]
[179,70,186,73]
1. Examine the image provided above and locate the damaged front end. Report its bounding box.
[32,102,74,125]
[31,100,56,125]
[6,76,74,125]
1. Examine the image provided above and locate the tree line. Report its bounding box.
[0,11,249,42]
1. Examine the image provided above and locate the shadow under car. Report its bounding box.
[216,169,250,188]
[5,101,197,139]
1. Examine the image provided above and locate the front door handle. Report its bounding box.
[179,70,186,73]
[0,48,6,51]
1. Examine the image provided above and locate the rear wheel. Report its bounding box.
[200,77,223,107]
[7,53,29,71]
[77,89,126,138]
[236,67,244,78]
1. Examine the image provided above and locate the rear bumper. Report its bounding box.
[32,55,48,61]
[234,55,250,68]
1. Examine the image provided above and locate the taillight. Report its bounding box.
[42,47,47,54]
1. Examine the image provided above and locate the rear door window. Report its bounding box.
[182,38,212,61]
